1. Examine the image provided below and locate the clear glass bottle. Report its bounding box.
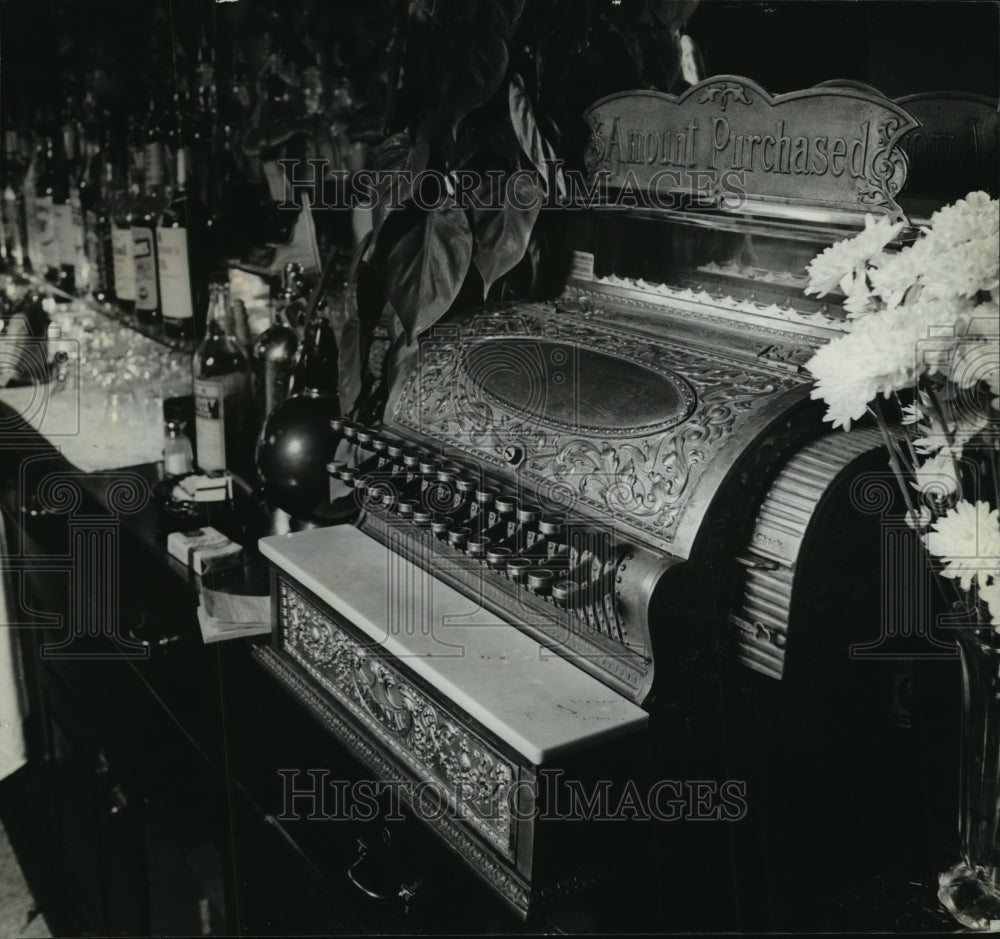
[193,282,251,474]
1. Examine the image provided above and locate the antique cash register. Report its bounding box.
[254,77,926,916]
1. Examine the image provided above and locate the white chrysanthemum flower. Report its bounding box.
[946,304,1000,395]
[840,270,877,317]
[921,235,1000,300]
[915,411,990,461]
[805,214,903,297]
[906,297,979,380]
[868,195,998,306]
[869,237,932,308]
[906,505,934,531]
[901,399,926,425]
[808,299,972,429]
[923,191,999,250]
[911,452,961,498]
[923,500,1000,592]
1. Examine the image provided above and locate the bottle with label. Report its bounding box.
[158,148,207,340]
[70,120,93,294]
[66,121,88,293]
[1,130,26,270]
[193,283,251,474]
[111,147,137,315]
[84,131,115,305]
[22,136,42,274]
[133,102,167,325]
[51,124,79,293]
[35,136,61,284]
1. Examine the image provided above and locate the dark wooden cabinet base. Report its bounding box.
[0,418,966,934]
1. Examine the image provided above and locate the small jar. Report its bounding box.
[163,419,194,477]
[163,398,195,477]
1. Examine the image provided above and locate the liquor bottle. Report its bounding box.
[251,269,300,422]
[84,130,115,304]
[35,136,60,284]
[288,313,340,401]
[256,313,340,519]
[111,155,138,315]
[193,283,251,474]
[0,187,7,271]
[52,123,79,293]
[70,121,92,294]
[158,148,208,340]
[133,100,167,325]
[1,130,26,270]
[22,136,42,274]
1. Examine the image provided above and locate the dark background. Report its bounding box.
[689,1,999,97]
[2,0,997,113]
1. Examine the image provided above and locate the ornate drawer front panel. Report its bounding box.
[276,577,518,857]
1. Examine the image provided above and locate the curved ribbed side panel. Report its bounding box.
[731,428,886,679]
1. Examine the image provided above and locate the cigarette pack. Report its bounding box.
[166,527,243,575]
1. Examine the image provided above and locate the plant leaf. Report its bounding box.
[472,173,544,298]
[452,0,525,39]
[369,133,429,240]
[379,206,474,343]
[508,73,565,197]
[441,28,509,136]
[651,0,701,31]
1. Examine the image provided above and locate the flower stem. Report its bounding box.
[870,399,918,518]
[926,381,957,449]
[893,392,922,467]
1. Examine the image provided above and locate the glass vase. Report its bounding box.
[938,626,1000,931]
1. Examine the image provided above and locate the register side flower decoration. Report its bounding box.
[805,192,1000,626]
[804,192,1000,931]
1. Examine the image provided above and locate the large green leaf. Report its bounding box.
[441,27,509,137]
[369,132,429,239]
[508,74,565,198]
[379,206,474,343]
[472,172,543,298]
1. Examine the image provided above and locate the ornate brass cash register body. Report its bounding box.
[255,77,932,916]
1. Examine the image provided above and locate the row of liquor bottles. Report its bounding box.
[2,255,339,511]
[0,107,220,340]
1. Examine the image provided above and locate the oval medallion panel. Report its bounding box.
[462,339,696,436]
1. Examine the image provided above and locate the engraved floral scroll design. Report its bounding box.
[394,307,801,544]
[584,114,608,176]
[279,582,516,849]
[256,647,531,911]
[698,82,753,111]
[857,118,909,213]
